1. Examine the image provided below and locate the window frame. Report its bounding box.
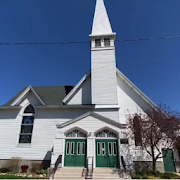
[66,142,71,155]
[104,38,111,47]
[108,142,112,156]
[133,116,142,146]
[18,105,35,144]
[97,142,101,156]
[95,39,101,47]
[113,142,117,156]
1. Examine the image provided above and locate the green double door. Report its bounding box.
[163,149,176,172]
[64,139,86,167]
[96,140,119,168]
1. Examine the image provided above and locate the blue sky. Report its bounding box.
[0,0,180,110]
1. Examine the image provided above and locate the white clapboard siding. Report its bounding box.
[67,75,91,105]
[94,109,119,122]
[0,108,89,160]
[91,49,118,105]
[58,115,121,135]
[116,74,151,124]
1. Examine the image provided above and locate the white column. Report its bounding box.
[87,132,95,168]
[51,132,64,168]
[118,132,122,169]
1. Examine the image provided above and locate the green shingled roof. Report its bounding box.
[4,86,74,106]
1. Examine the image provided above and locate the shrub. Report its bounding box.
[36,169,47,175]
[31,163,43,173]
[132,173,148,179]
[0,167,10,173]
[161,172,180,179]
[3,157,21,173]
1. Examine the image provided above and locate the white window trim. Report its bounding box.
[97,142,101,156]
[81,142,85,155]
[113,142,117,156]
[77,142,81,155]
[66,142,71,155]
[102,142,106,156]
[18,104,35,144]
[70,142,75,155]
[108,142,112,156]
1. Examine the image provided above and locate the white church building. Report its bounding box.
[0,0,179,178]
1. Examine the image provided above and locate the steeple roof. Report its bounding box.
[91,0,113,36]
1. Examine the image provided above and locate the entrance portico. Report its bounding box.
[51,112,123,169]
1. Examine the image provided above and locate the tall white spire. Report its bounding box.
[90,0,118,105]
[91,0,113,36]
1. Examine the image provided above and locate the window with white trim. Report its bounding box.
[66,129,86,137]
[95,39,101,47]
[96,129,117,138]
[104,38,110,47]
[19,104,35,144]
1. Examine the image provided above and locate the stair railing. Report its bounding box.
[85,156,94,179]
[51,154,62,179]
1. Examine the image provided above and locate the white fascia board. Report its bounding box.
[36,105,95,109]
[116,68,157,108]
[57,111,122,129]
[11,86,45,106]
[89,32,116,38]
[95,105,119,109]
[11,87,31,106]
[30,87,45,105]
[62,72,91,104]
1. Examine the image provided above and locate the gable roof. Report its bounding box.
[116,68,157,108]
[3,86,73,106]
[57,111,124,129]
[62,72,91,104]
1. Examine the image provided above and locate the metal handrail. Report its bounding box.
[85,156,94,179]
[52,154,62,179]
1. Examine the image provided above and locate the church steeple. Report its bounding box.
[90,0,118,105]
[91,0,113,36]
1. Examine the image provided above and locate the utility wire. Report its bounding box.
[0,36,180,46]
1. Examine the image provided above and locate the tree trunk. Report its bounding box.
[152,159,156,175]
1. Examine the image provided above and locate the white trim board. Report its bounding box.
[10,86,45,106]
[116,68,157,109]
[62,72,91,104]
[56,111,122,129]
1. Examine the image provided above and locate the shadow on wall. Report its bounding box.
[41,150,53,169]
[0,109,19,119]
[81,74,91,105]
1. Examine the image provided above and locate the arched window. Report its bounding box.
[133,116,142,146]
[66,129,86,137]
[96,129,117,138]
[19,105,35,144]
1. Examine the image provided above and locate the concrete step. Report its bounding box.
[54,167,85,179]
[55,172,84,176]
[54,174,83,178]
[93,177,121,179]
[93,168,119,172]
[54,177,85,179]
[93,174,120,178]
[93,172,119,174]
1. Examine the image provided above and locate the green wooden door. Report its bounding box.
[64,139,86,167]
[163,149,176,172]
[96,140,119,168]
